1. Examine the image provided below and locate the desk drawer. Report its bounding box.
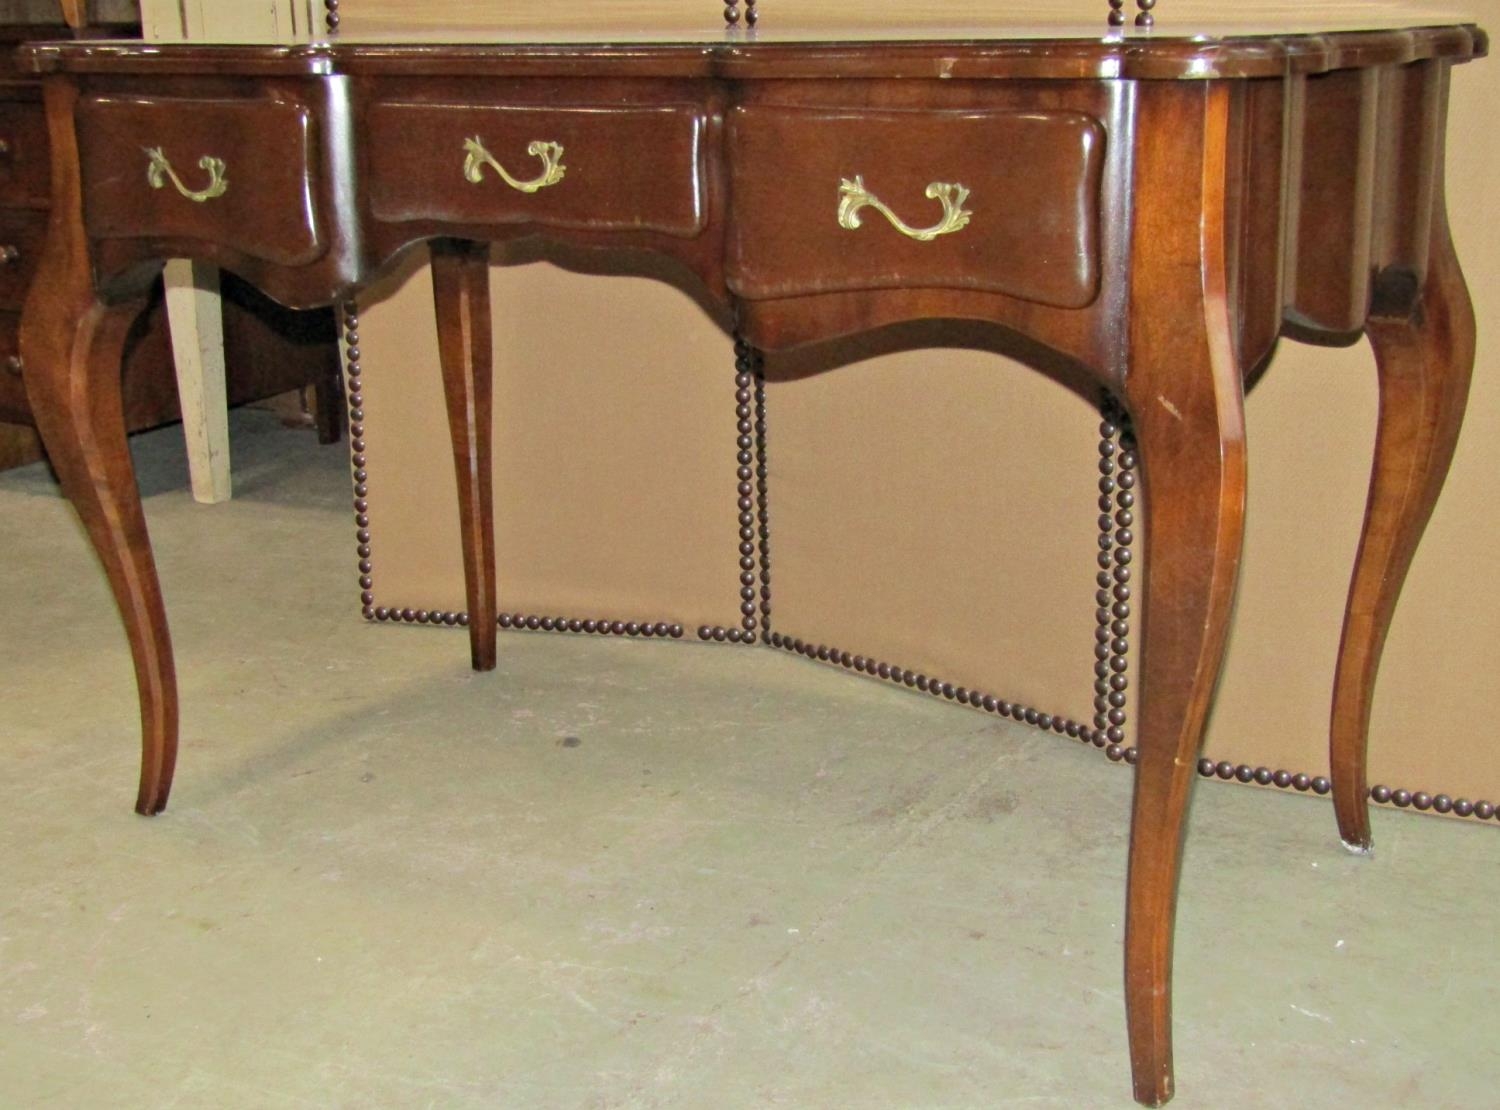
[0,210,45,308]
[0,100,48,206]
[726,106,1104,308]
[76,95,325,268]
[366,101,707,237]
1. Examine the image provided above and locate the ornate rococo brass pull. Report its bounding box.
[144,146,228,202]
[462,137,566,194]
[837,175,972,242]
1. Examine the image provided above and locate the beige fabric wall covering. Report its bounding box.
[336,0,1477,39]
[357,246,747,637]
[348,6,1500,825]
[760,332,1100,726]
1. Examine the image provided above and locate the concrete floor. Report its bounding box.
[1,410,1496,1109]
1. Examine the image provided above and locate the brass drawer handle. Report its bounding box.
[144,146,229,203]
[0,138,11,158]
[0,244,19,265]
[837,175,972,242]
[462,137,566,194]
[4,354,21,376]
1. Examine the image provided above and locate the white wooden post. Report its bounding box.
[136,0,305,503]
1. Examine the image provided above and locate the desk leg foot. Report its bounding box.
[1332,222,1474,851]
[22,293,177,815]
[431,239,497,672]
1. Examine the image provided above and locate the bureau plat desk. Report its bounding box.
[13,13,1486,1105]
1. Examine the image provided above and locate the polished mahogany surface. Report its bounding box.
[12,16,1485,1107]
[25,22,1486,78]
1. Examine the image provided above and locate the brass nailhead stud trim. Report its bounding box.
[1106,1,1153,30]
[701,338,770,645]
[344,308,1487,825]
[1095,396,1134,755]
[499,613,684,639]
[340,302,375,620]
[732,338,757,642]
[768,628,1095,743]
[754,347,772,638]
[347,297,689,641]
[769,627,1494,822]
[724,0,758,28]
[370,605,685,638]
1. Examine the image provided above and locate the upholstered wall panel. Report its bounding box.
[341,0,1500,824]
[356,247,745,637]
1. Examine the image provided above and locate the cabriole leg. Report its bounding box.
[1120,80,1247,1107]
[22,76,175,815]
[430,238,498,671]
[1330,217,1475,852]
[22,292,174,814]
[1120,363,1246,1105]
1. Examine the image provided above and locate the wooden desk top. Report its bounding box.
[21,20,1489,82]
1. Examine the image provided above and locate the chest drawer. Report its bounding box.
[366,101,707,238]
[0,209,46,308]
[0,311,22,423]
[726,105,1104,308]
[76,95,325,268]
[0,99,49,207]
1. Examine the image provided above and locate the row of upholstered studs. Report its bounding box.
[763,630,1135,753]
[1095,399,1135,754]
[501,613,684,637]
[1197,760,1332,794]
[341,300,378,621]
[733,338,761,641]
[369,605,687,637]
[1108,0,1155,29]
[1195,761,1498,818]
[699,625,758,644]
[724,0,759,28]
[1367,784,1494,818]
[746,339,773,639]
[755,365,772,635]
[759,630,1500,822]
[324,0,339,34]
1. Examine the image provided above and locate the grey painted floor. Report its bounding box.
[1,411,1496,1109]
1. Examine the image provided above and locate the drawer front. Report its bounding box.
[0,311,26,424]
[366,101,707,237]
[0,100,49,207]
[726,106,1104,308]
[0,210,46,308]
[77,95,325,268]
